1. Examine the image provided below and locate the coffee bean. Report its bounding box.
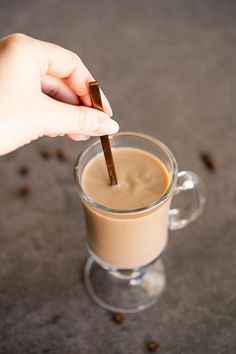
[19,165,30,176]
[18,185,31,197]
[56,148,69,161]
[146,341,160,352]
[50,314,61,325]
[112,312,125,324]
[200,152,217,171]
[40,148,53,159]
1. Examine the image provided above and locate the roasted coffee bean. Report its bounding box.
[112,312,125,324]
[200,152,217,171]
[146,341,160,352]
[49,314,61,325]
[18,185,32,197]
[40,148,53,159]
[56,148,69,161]
[19,165,30,176]
[43,349,51,354]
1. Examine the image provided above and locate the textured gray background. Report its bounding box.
[0,0,236,353]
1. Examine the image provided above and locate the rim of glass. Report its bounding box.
[73,131,178,214]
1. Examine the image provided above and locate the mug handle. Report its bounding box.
[168,171,206,230]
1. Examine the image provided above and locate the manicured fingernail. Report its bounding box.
[107,105,113,117]
[81,135,90,141]
[104,100,113,117]
[96,115,119,134]
[101,90,113,117]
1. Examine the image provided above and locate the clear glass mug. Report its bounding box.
[74,132,205,313]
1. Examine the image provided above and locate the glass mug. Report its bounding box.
[74,132,205,313]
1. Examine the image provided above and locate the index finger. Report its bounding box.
[33,36,113,116]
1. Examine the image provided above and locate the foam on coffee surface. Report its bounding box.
[82,148,170,210]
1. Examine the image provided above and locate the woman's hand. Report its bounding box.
[0,33,119,155]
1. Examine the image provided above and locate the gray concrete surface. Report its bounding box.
[0,0,236,353]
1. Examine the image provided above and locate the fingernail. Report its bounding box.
[96,115,119,134]
[107,105,113,117]
[81,135,90,141]
[101,89,113,117]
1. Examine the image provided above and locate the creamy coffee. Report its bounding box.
[80,147,171,269]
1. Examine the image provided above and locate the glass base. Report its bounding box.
[84,256,166,313]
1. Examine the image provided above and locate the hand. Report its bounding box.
[0,33,119,155]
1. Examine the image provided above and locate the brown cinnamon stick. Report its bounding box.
[89,81,118,185]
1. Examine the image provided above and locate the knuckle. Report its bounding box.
[4,33,28,47]
[1,33,30,55]
[67,50,81,67]
[8,33,27,41]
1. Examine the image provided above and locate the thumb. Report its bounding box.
[38,96,119,137]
